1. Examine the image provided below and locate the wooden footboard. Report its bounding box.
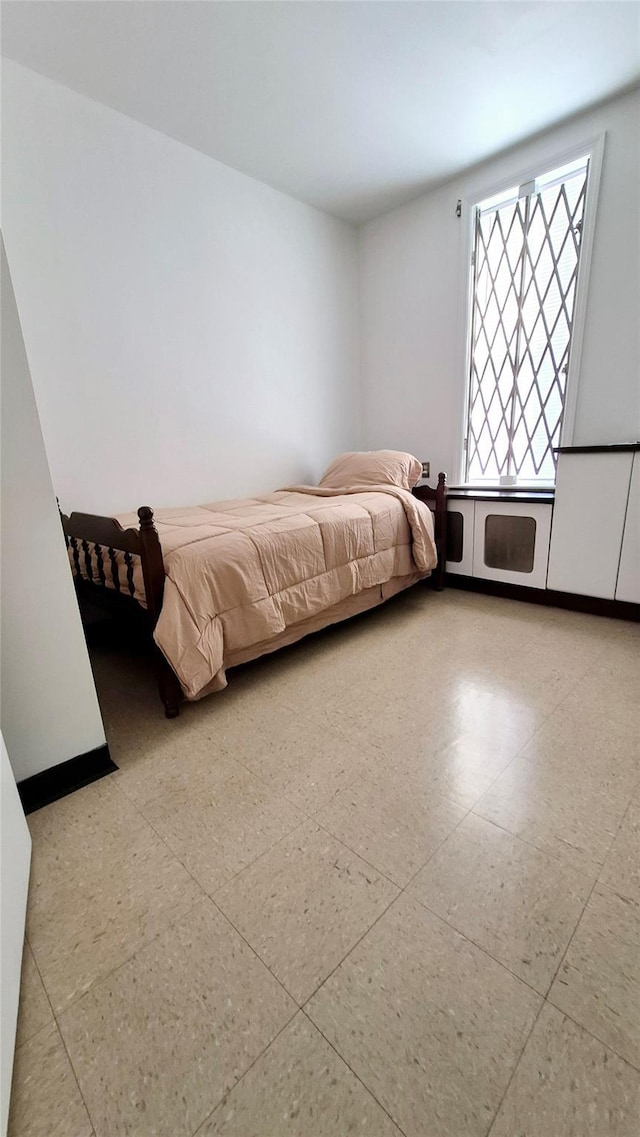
[60,505,183,718]
[412,471,447,590]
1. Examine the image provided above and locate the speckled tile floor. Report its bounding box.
[9,589,640,1137]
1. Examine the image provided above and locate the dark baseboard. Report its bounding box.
[18,744,118,815]
[446,574,640,622]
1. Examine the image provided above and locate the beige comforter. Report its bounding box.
[87,485,437,698]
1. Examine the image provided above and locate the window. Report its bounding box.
[463,155,592,486]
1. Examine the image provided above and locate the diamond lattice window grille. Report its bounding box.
[465,160,588,484]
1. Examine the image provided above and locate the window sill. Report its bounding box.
[451,482,555,491]
[447,485,555,505]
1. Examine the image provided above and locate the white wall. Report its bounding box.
[1,61,360,515]
[1,237,106,782]
[0,733,31,1137]
[359,88,640,482]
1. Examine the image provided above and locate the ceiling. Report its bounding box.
[2,1,639,224]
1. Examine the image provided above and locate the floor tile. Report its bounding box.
[104,702,209,764]
[448,668,573,721]
[215,819,398,1003]
[562,666,640,741]
[474,755,629,878]
[371,716,524,811]
[435,681,543,752]
[334,689,446,752]
[518,711,640,805]
[26,779,205,1013]
[59,898,296,1137]
[26,774,140,855]
[409,813,591,993]
[8,1023,93,1137]
[354,667,548,813]
[501,634,596,701]
[112,726,235,808]
[306,893,541,1137]
[139,760,306,894]
[99,678,210,766]
[489,1003,639,1136]
[549,885,640,1067]
[15,942,54,1050]
[196,1012,402,1136]
[599,798,640,902]
[238,644,369,710]
[314,769,465,885]
[203,705,370,815]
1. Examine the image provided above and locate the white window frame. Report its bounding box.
[453,133,605,487]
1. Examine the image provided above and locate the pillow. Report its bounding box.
[319,450,422,491]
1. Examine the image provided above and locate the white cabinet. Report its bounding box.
[472,500,552,590]
[446,496,553,589]
[616,454,640,603]
[446,450,639,607]
[547,452,634,599]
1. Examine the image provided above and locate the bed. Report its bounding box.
[60,452,447,717]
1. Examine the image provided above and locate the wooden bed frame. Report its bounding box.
[61,473,447,718]
[413,473,448,589]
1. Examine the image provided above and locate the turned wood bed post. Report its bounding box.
[137,507,183,719]
[137,507,165,624]
[434,472,447,591]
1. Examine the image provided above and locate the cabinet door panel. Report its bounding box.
[547,453,633,599]
[472,501,552,589]
[446,500,475,575]
[616,454,640,603]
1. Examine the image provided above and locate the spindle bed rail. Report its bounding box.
[61,505,183,717]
